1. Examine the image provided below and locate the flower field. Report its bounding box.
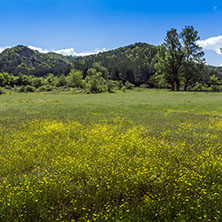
[1,91,222,221]
[1,112,222,221]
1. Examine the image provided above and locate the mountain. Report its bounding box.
[1,43,220,86]
[74,42,158,85]
[0,45,75,77]
[0,43,158,85]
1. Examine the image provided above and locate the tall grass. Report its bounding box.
[1,114,222,221]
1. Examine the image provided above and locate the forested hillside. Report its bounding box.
[0,42,222,93]
[0,45,74,76]
[74,43,158,86]
[0,43,158,86]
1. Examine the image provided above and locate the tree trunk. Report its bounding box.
[175,80,180,91]
[184,83,188,91]
[170,81,175,91]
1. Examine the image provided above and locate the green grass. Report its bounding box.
[1,89,222,127]
[1,89,222,221]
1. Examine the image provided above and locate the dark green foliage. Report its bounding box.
[180,26,205,91]
[56,74,67,87]
[0,43,158,87]
[0,72,14,87]
[0,45,73,77]
[18,86,26,93]
[74,43,158,86]
[155,28,184,91]
[107,80,116,93]
[125,81,134,89]
[17,85,36,93]
[0,87,5,94]
[85,68,108,93]
[37,85,54,92]
[66,69,84,88]
[0,41,221,93]
[32,77,44,88]
[155,26,206,91]
[25,85,36,92]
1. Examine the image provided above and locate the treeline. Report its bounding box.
[0,31,222,94]
[0,66,134,94]
[0,45,73,76]
[154,26,222,91]
[73,43,158,86]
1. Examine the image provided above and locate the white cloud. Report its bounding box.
[197,36,222,55]
[28,45,49,54]
[28,45,107,57]
[0,46,10,53]
[53,48,76,56]
[53,47,107,57]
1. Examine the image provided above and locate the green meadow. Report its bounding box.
[1,90,222,127]
[1,90,222,221]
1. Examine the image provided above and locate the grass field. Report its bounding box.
[1,90,222,221]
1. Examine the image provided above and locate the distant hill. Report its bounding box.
[73,42,158,85]
[0,43,158,85]
[0,43,221,86]
[0,45,75,77]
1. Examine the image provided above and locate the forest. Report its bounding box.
[0,26,222,94]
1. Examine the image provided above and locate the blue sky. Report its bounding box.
[0,0,222,65]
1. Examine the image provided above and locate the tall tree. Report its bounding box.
[180,26,205,91]
[155,29,183,91]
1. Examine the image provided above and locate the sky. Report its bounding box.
[0,0,222,66]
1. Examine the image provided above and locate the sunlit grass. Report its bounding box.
[1,90,222,221]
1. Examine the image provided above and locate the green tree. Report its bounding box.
[32,77,43,88]
[15,72,32,86]
[66,69,84,88]
[92,62,109,79]
[180,26,205,91]
[86,68,107,93]
[155,29,183,91]
[56,74,67,87]
[46,74,56,86]
[0,72,12,87]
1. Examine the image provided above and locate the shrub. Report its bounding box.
[26,85,36,92]
[140,84,149,89]
[107,80,116,93]
[86,69,108,93]
[192,82,205,91]
[37,85,54,92]
[125,81,134,90]
[66,70,84,88]
[211,85,222,92]
[18,86,26,93]
[0,87,5,95]
[117,81,123,90]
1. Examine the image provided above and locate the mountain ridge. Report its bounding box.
[0,43,221,86]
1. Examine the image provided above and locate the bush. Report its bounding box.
[192,82,205,91]
[66,70,84,88]
[86,69,108,93]
[18,86,26,93]
[117,81,123,90]
[37,85,54,92]
[140,84,149,89]
[26,85,36,92]
[211,85,222,92]
[4,85,13,90]
[0,87,5,95]
[125,81,134,90]
[107,80,116,93]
